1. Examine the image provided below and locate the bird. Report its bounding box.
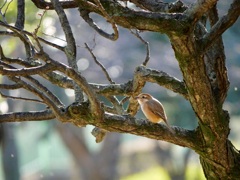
[135,93,173,133]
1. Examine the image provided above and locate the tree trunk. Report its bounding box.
[169,33,240,179]
[200,141,240,179]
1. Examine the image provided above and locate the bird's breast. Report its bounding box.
[141,104,162,123]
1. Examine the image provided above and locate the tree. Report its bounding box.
[0,0,240,179]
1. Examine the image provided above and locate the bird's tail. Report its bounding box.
[164,120,175,134]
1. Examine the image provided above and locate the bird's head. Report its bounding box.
[135,93,152,104]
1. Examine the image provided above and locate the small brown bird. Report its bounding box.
[135,93,173,132]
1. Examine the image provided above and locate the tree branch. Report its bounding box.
[0,52,74,89]
[85,43,115,84]
[80,9,118,41]
[0,21,65,51]
[200,0,240,52]
[8,76,67,120]
[75,0,188,34]
[0,60,63,107]
[130,30,150,66]
[129,0,187,13]
[184,0,217,24]
[15,0,25,29]
[31,0,78,9]
[101,113,199,150]
[0,91,44,104]
[0,110,55,122]
[202,4,229,104]
[136,65,188,98]
[0,83,22,90]
[90,81,133,96]
[51,0,76,60]
[0,109,200,151]
[0,61,56,76]
[35,52,104,121]
[92,0,119,40]
[51,0,85,102]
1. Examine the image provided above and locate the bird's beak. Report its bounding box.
[134,96,139,100]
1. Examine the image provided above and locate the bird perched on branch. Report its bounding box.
[135,93,173,133]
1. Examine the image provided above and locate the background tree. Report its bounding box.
[0,0,240,179]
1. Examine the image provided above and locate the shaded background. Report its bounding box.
[0,0,239,179]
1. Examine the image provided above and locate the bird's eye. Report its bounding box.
[142,96,145,98]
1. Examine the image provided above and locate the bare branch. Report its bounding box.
[0,0,10,23]
[0,0,8,9]
[15,0,25,29]
[0,61,56,76]
[8,76,67,120]
[0,110,55,122]
[0,107,199,151]
[93,0,119,41]
[85,43,115,84]
[130,30,150,66]
[127,66,146,115]
[51,0,84,102]
[136,65,188,98]
[0,91,44,104]
[0,51,75,90]
[0,83,22,90]
[129,0,187,13]
[35,52,104,121]
[2,0,13,16]
[51,0,76,60]
[0,21,65,51]
[200,0,240,52]
[90,81,133,96]
[0,21,34,58]
[201,5,229,104]
[75,0,188,34]
[101,113,198,150]
[80,9,118,41]
[119,96,129,106]
[106,96,125,114]
[33,9,47,35]
[127,65,187,115]
[0,60,64,116]
[31,0,78,9]
[184,0,217,24]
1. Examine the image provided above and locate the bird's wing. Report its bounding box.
[146,100,167,121]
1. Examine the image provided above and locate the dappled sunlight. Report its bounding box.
[77,58,90,71]
[0,101,9,113]
[64,89,75,97]
[107,65,123,79]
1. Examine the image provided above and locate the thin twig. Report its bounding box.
[0,20,65,51]
[0,0,8,9]
[0,91,44,104]
[35,52,103,120]
[1,61,64,107]
[80,8,118,41]
[34,9,47,35]
[130,30,150,66]
[85,43,115,84]
[93,0,119,41]
[8,76,65,120]
[0,60,56,76]
[120,96,130,105]
[3,0,13,16]
[0,0,8,23]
